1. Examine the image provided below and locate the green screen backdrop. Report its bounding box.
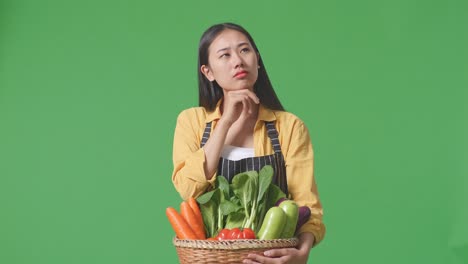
[1,0,467,263]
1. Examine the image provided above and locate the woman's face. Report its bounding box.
[201,29,259,92]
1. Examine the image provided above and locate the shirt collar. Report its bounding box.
[205,98,277,122]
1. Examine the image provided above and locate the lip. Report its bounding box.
[234,70,248,78]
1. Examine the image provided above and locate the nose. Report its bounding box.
[231,52,244,68]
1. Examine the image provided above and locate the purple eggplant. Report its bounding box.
[295,206,311,233]
[274,197,288,206]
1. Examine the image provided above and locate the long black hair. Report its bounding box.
[198,23,285,111]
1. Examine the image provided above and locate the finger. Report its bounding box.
[241,97,250,116]
[235,94,247,109]
[233,89,259,104]
[242,258,261,264]
[244,253,273,264]
[246,90,260,104]
[245,95,253,114]
[227,91,246,104]
[264,248,294,258]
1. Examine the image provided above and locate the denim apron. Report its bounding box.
[200,121,288,196]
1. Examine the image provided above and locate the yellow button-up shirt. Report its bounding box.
[171,101,326,245]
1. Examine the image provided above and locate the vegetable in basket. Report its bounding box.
[278,200,299,238]
[215,227,256,240]
[166,207,198,239]
[256,199,300,239]
[180,200,206,239]
[257,206,286,239]
[188,197,205,233]
[227,227,256,239]
[166,197,206,240]
[275,197,312,234]
[196,165,286,238]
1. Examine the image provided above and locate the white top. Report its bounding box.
[220,144,255,161]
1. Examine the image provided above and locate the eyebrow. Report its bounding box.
[216,42,249,53]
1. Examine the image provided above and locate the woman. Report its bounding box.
[171,22,325,263]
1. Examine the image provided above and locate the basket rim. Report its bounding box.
[173,237,299,250]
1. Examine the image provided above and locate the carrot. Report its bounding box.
[180,201,206,239]
[188,197,206,238]
[165,207,197,240]
[188,197,203,225]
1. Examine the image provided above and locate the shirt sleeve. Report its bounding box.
[171,109,217,200]
[283,119,326,247]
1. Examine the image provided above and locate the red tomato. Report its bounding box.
[228,228,242,239]
[216,228,257,240]
[216,229,231,241]
[241,228,256,239]
[227,228,256,239]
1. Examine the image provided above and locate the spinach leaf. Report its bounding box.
[224,211,245,229]
[258,165,273,201]
[197,188,220,238]
[220,200,242,215]
[197,165,287,237]
[231,171,256,228]
[266,183,286,210]
[218,175,230,200]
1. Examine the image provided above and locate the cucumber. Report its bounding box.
[279,200,299,238]
[257,207,286,240]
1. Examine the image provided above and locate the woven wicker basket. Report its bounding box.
[173,237,299,264]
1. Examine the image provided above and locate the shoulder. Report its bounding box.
[177,107,207,121]
[272,111,314,152]
[176,107,208,130]
[273,110,313,144]
[273,110,307,129]
[177,106,207,122]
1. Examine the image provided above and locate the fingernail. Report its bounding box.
[264,251,271,256]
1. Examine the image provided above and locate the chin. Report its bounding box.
[237,86,254,91]
[222,85,253,91]
[220,80,256,91]
[237,82,256,90]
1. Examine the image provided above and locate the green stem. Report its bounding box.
[217,207,223,233]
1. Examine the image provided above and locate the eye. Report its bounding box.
[220,53,230,58]
[240,47,250,53]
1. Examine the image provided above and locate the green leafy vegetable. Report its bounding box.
[197,189,220,238]
[196,165,286,237]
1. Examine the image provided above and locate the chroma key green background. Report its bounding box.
[1,0,467,263]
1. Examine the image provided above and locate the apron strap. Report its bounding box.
[200,121,212,148]
[265,121,282,153]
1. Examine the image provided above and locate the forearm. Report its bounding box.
[202,119,231,179]
[298,232,315,251]
[172,148,216,200]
